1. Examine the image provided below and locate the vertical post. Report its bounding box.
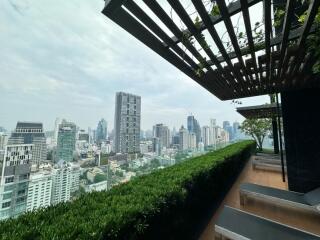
[107,159,110,191]
[276,93,285,182]
[272,120,279,154]
[270,95,279,154]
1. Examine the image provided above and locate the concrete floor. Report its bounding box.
[199,156,320,239]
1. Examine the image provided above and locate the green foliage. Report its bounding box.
[240,119,271,151]
[275,4,320,73]
[150,159,160,168]
[0,141,255,240]
[194,16,201,29]
[114,170,124,178]
[100,154,108,165]
[273,8,285,27]
[306,7,320,73]
[210,4,220,17]
[94,173,107,183]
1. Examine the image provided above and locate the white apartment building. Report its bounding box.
[188,132,197,150]
[179,126,189,151]
[51,161,80,205]
[26,171,52,211]
[201,126,210,146]
[70,164,80,193]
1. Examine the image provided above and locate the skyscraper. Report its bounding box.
[201,126,210,146]
[223,121,233,140]
[0,133,8,150]
[209,119,217,146]
[179,125,188,151]
[153,124,170,148]
[188,132,197,150]
[187,115,201,146]
[96,118,107,143]
[222,121,229,130]
[56,120,76,162]
[114,92,141,153]
[53,118,61,146]
[233,121,240,139]
[0,144,32,220]
[8,122,46,166]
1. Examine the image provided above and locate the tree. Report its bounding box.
[239,118,271,151]
[94,173,107,183]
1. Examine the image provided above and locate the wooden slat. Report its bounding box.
[263,0,272,89]
[288,0,320,80]
[277,0,296,87]
[192,0,241,97]
[240,0,261,92]
[166,0,231,93]
[216,0,251,96]
[101,6,217,96]
[142,0,209,75]
[168,0,263,45]
[124,0,198,71]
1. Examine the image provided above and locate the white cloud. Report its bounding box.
[0,0,269,131]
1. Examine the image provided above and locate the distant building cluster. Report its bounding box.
[0,123,80,220]
[0,91,244,221]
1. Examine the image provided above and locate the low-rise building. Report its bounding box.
[85,180,108,193]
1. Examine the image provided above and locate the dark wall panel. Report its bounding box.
[281,88,320,193]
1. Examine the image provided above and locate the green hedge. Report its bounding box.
[0,140,255,240]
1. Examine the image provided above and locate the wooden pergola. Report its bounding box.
[102,0,320,100]
[236,103,281,118]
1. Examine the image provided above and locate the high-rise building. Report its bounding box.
[221,129,230,143]
[152,137,161,156]
[0,144,32,220]
[53,118,61,146]
[27,170,52,211]
[223,121,230,130]
[201,126,210,146]
[187,115,201,146]
[8,122,46,166]
[114,92,141,153]
[56,120,76,162]
[209,119,217,146]
[51,161,80,205]
[233,121,240,139]
[188,132,197,150]
[153,124,170,148]
[0,134,8,150]
[179,126,188,151]
[172,135,180,145]
[223,121,233,140]
[78,130,89,142]
[96,119,107,143]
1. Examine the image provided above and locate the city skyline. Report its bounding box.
[0,0,269,132]
[0,93,266,133]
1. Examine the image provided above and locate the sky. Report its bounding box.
[0,0,269,132]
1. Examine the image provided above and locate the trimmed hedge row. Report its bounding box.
[0,140,255,240]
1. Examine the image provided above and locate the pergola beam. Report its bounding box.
[166,0,230,93]
[102,0,319,100]
[168,0,263,45]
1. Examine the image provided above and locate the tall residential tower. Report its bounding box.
[114,92,141,153]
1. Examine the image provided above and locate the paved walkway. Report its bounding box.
[199,155,320,239]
